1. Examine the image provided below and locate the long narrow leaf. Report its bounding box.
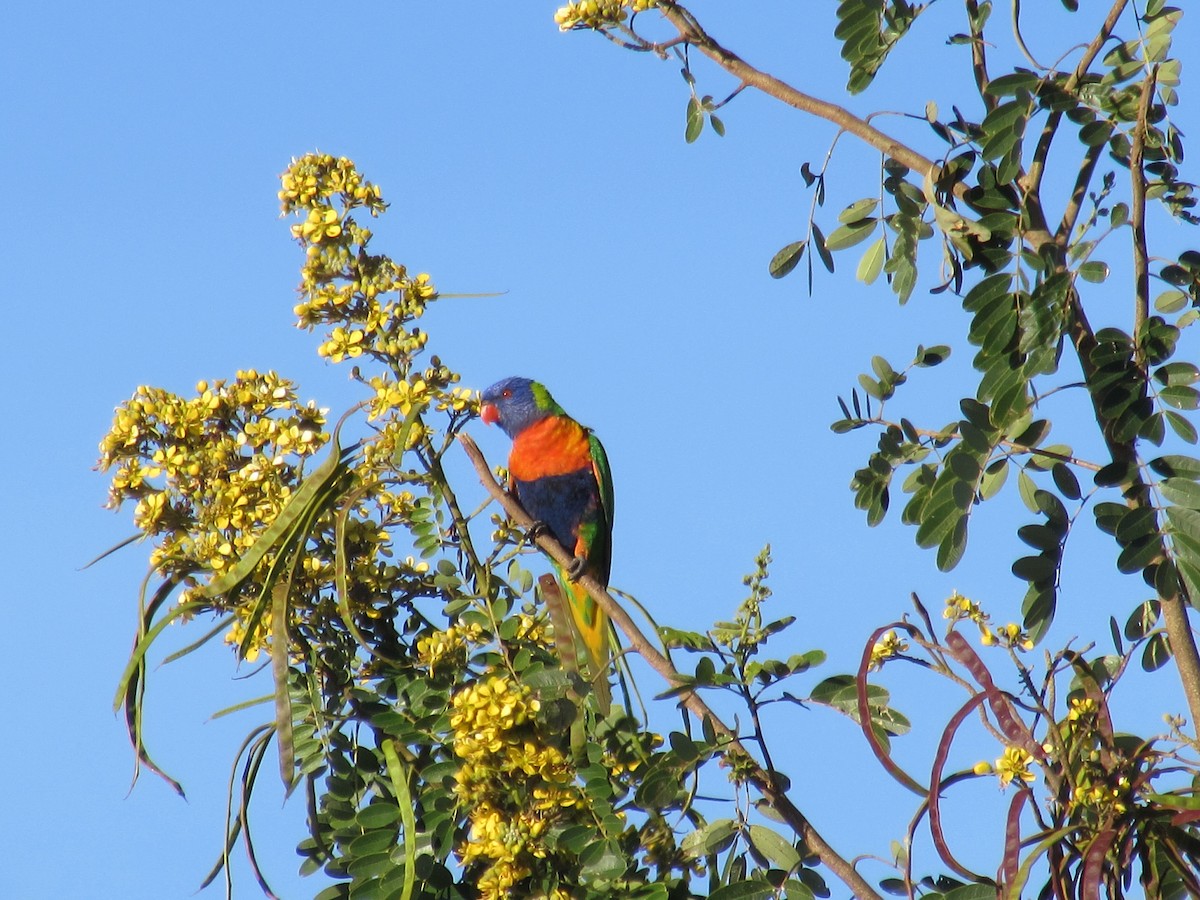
[200,438,354,601]
[239,731,280,899]
[270,579,295,791]
[210,694,273,720]
[122,571,195,794]
[382,739,417,900]
[198,723,273,892]
[78,532,143,569]
[161,613,232,665]
[114,598,210,712]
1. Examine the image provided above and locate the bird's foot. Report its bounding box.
[565,555,587,581]
[526,520,551,541]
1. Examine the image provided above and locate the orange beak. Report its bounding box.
[480,402,499,425]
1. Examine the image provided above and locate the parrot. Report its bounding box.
[479,376,613,713]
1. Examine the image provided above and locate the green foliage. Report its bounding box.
[99,2,1200,899]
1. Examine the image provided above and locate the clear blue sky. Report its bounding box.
[4,3,1199,897]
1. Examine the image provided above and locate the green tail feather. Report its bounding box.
[561,573,610,714]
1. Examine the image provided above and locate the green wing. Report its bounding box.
[587,430,614,584]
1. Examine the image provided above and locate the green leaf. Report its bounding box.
[857,236,887,284]
[1079,121,1114,146]
[811,223,835,273]
[769,241,806,279]
[681,818,737,859]
[1161,477,1200,508]
[825,217,878,251]
[838,197,880,223]
[1149,454,1200,478]
[1017,468,1039,513]
[1012,554,1056,582]
[1078,260,1110,283]
[579,840,628,881]
[1160,385,1200,410]
[1156,289,1188,313]
[1051,462,1081,499]
[1142,633,1171,671]
[1124,600,1159,640]
[937,515,969,571]
[707,882,775,900]
[916,344,952,366]
[748,824,802,872]
[685,97,704,143]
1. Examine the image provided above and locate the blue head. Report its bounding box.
[480,377,563,439]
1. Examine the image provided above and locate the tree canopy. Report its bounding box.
[98,2,1200,898]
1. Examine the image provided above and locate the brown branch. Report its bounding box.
[1130,68,1156,342]
[1024,0,1131,207]
[655,3,1055,252]
[1055,140,1106,245]
[965,0,995,114]
[458,433,883,900]
[1125,67,1200,735]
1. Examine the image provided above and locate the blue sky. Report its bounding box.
[5,2,1200,897]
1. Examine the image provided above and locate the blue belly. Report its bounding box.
[515,467,597,555]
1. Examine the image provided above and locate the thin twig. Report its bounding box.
[1024,0,1131,204]
[965,0,995,112]
[457,433,883,900]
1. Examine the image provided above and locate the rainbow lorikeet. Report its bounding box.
[480,377,613,712]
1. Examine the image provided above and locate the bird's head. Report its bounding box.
[480,376,556,439]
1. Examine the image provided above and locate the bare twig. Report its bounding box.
[458,433,882,900]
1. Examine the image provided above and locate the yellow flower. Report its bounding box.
[943,590,988,625]
[868,630,908,670]
[291,205,343,243]
[995,746,1037,788]
[554,0,627,30]
[1068,696,1097,722]
[317,326,366,363]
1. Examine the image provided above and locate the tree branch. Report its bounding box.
[1130,68,1155,343]
[458,433,883,900]
[654,3,1055,252]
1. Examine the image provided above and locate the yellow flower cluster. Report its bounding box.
[450,674,581,899]
[281,155,442,376]
[98,369,414,659]
[1071,777,1131,816]
[278,153,384,216]
[868,630,908,670]
[942,592,1032,650]
[943,591,988,625]
[99,372,327,563]
[979,621,1035,651]
[224,612,272,662]
[554,0,656,30]
[417,623,484,670]
[1067,696,1097,722]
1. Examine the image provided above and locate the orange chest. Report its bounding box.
[509,416,592,480]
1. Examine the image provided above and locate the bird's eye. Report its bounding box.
[501,389,512,399]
